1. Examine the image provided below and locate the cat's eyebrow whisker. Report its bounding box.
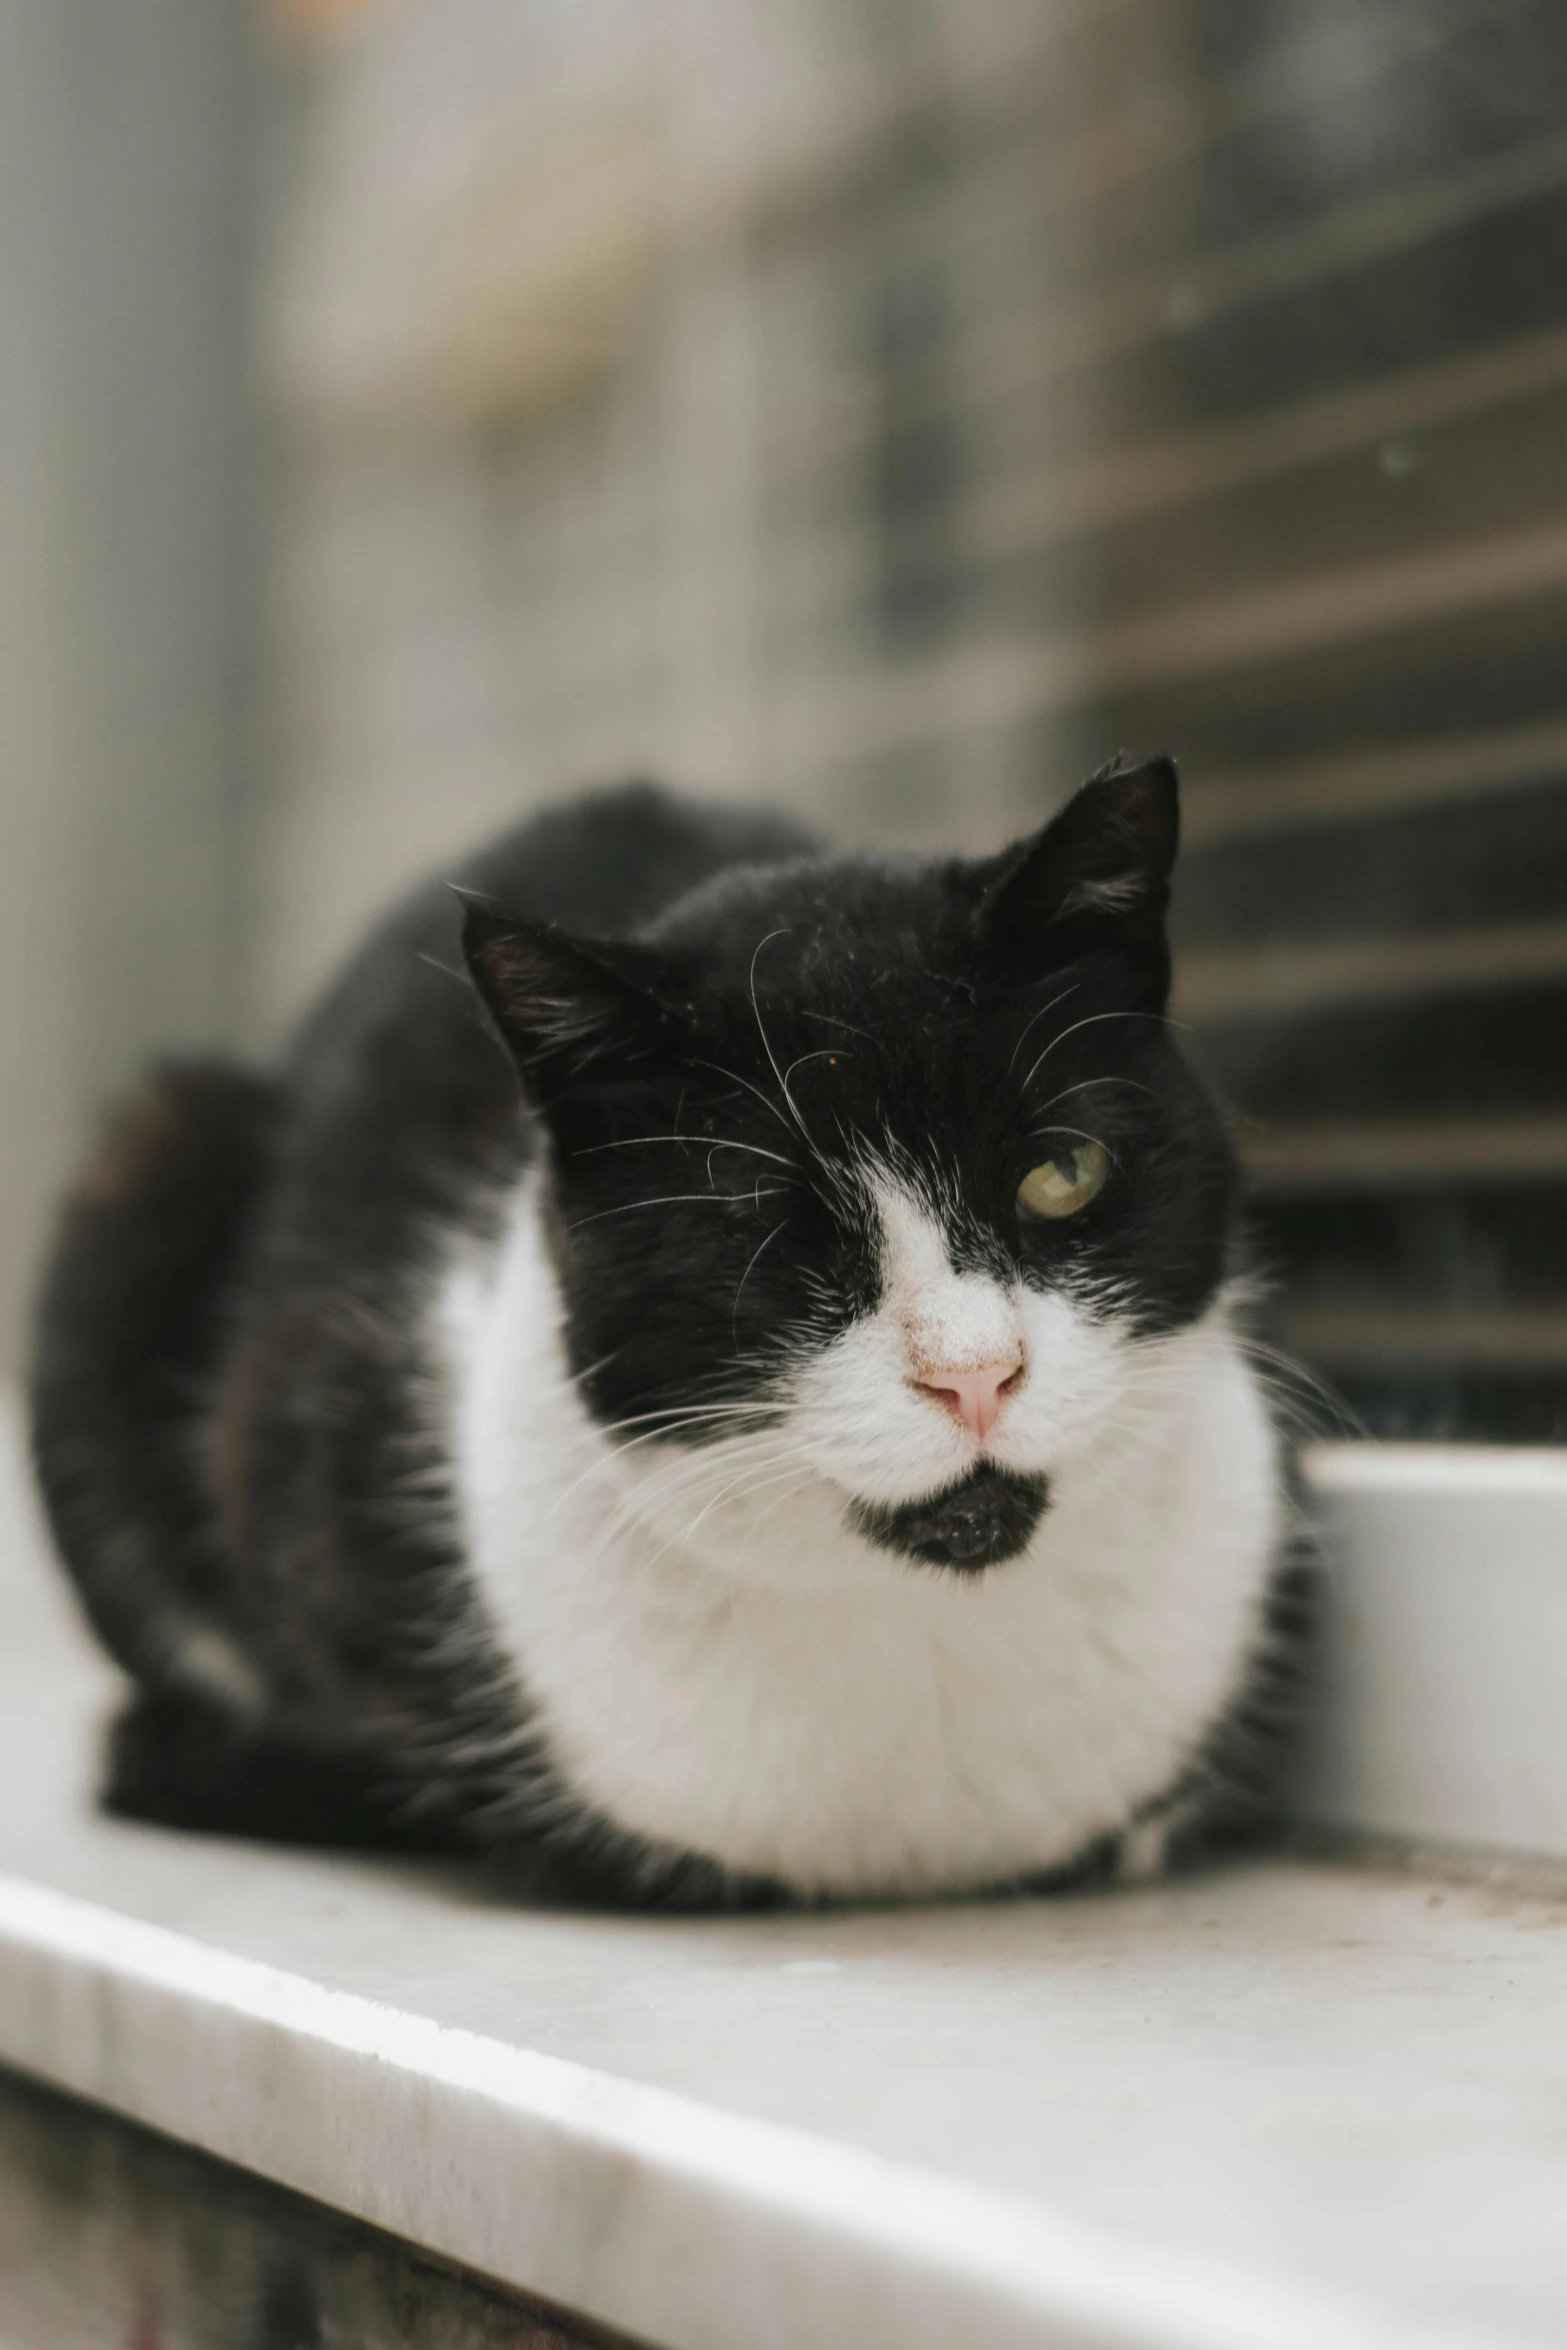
[747,930,800,1109]
[1032,1075,1157,1115]
[1020,1009,1173,1095]
[748,932,839,1178]
[781,1049,845,1094]
[799,1009,877,1044]
[1025,1123,1119,1166]
[691,1058,800,1142]
[1006,984,1080,1078]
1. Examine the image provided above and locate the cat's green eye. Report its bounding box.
[1016,1140,1111,1222]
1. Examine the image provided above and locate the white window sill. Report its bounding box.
[2,1399,1566,2350]
[1299,1440,1567,1862]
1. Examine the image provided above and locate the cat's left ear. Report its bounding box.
[461,902,678,1094]
[972,753,1178,1002]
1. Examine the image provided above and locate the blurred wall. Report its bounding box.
[0,0,259,1368]
[241,0,1078,1047]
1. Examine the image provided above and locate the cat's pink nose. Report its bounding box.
[914,1357,1023,1441]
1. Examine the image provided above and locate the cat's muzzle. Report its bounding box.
[850,1463,1050,1572]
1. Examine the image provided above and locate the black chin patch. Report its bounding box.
[850,1463,1051,1573]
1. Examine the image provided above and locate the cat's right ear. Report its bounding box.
[970,753,1178,1006]
[461,902,674,1093]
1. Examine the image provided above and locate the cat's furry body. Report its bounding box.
[31,768,1288,1906]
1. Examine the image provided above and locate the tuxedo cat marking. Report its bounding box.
[31,760,1288,1906]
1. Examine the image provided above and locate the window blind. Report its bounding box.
[268,0,1567,1434]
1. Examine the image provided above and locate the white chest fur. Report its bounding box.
[441,1178,1280,1899]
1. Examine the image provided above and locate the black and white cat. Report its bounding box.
[31,758,1288,1907]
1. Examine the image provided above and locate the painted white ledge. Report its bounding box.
[3,1403,1567,2349]
[1299,1440,1567,1863]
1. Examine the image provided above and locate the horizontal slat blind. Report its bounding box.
[1113,0,1567,1435]
[269,0,1567,1432]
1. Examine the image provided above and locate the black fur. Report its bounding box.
[30,765,1276,1905]
[29,1062,279,1692]
[851,1464,1051,1569]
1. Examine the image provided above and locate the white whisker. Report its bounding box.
[574,1133,796,1169]
[1020,1008,1175,1095]
[733,1216,792,1337]
[1006,983,1080,1078]
[565,1187,790,1231]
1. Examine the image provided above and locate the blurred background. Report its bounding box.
[5,0,1567,1437]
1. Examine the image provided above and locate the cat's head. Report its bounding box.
[464,756,1240,1580]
